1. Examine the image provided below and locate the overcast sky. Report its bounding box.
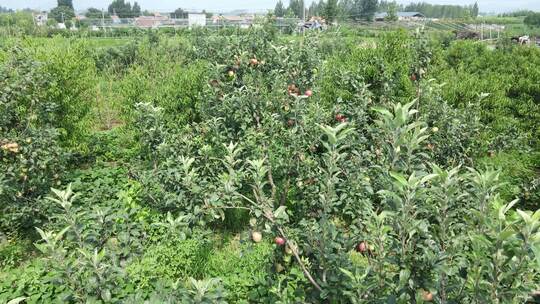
[2,0,540,13]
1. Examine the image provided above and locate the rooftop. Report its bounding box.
[375,12,426,18]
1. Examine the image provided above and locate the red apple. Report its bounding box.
[356,241,367,253]
[304,89,313,97]
[335,114,347,123]
[287,119,295,127]
[275,236,285,246]
[422,290,433,302]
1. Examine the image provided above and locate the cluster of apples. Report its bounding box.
[251,231,287,247]
[287,84,313,97]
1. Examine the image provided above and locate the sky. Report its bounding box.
[2,0,540,14]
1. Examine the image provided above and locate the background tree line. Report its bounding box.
[275,0,479,21]
[380,1,479,19]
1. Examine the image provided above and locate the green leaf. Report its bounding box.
[7,297,27,304]
[517,209,532,224]
[389,172,408,188]
[372,107,392,118]
[273,206,289,221]
[101,289,111,302]
[498,228,515,242]
[499,199,518,220]
[339,268,355,281]
[55,226,71,242]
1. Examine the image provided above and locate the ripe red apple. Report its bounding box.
[304,89,313,97]
[410,73,417,81]
[249,58,258,66]
[251,231,262,243]
[287,119,295,127]
[275,236,285,246]
[356,241,367,253]
[335,114,347,123]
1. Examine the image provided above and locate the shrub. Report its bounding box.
[0,40,96,235]
[206,239,273,302]
[0,239,32,269]
[127,238,210,289]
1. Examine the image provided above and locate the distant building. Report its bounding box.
[374,12,426,21]
[212,14,254,28]
[33,12,48,26]
[188,13,206,28]
[111,15,121,24]
[134,14,169,28]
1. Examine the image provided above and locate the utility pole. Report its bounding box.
[7,12,11,37]
[302,0,305,21]
[302,0,306,36]
[480,22,483,40]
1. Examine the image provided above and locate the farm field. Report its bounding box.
[1,20,540,303]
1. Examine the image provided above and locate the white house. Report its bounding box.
[188,13,206,28]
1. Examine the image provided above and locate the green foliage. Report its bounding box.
[206,240,273,302]
[0,239,32,269]
[0,258,64,303]
[472,2,479,18]
[354,0,378,21]
[274,0,285,18]
[287,0,305,18]
[432,40,540,206]
[85,7,109,19]
[385,1,399,22]
[524,12,540,28]
[119,51,207,127]
[0,40,96,235]
[479,151,540,208]
[1,21,539,303]
[57,0,74,9]
[324,0,339,22]
[49,5,75,23]
[128,238,210,288]
[0,12,35,35]
[108,0,141,18]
